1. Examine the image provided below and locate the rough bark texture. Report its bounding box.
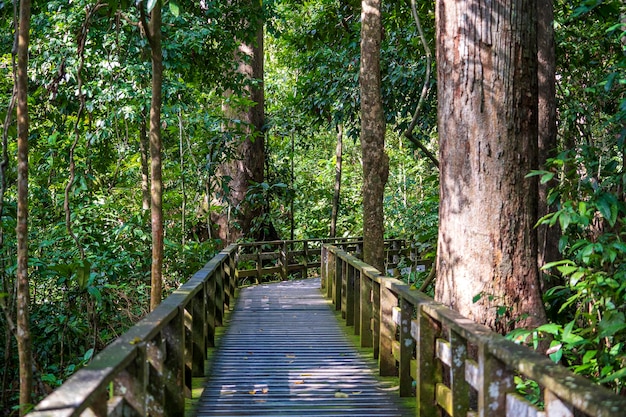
[435,0,546,333]
[537,0,560,283]
[330,124,343,238]
[360,0,389,272]
[148,3,163,311]
[16,0,32,412]
[213,4,264,245]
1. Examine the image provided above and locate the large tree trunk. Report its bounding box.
[537,0,560,284]
[16,0,32,412]
[148,2,163,311]
[330,124,343,238]
[360,0,389,272]
[213,2,264,244]
[435,0,546,333]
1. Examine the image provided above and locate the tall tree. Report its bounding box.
[435,0,547,333]
[16,0,32,412]
[213,0,265,244]
[360,0,389,272]
[140,0,164,310]
[330,124,343,238]
[536,0,559,281]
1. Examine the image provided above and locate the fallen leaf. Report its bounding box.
[334,391,349,398]
[300,373,312,377]
[262,388,269,394]
[293,380,304,385]
[351,391,362,395]
[286,354,296,358]
[248,390,257,395]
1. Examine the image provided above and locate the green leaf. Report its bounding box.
[599,312,626,339]
[557,265,578,276]
[169,1,179,17]
[598,367,626,384]
[472,292,483,303]
[559,210,571,231]
[536,323,561,336]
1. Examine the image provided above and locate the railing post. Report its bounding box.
[448,328,470,416]
[379,282,397,376]
[413,307,441,417]
[303,240,309,278]
[164,307,186,413]
[477,343,513,416]
[280,241,288,281]
[399,295,414,397]
[113,343,148,416]
[372,280,381,359]
[255,248,262,284]
[190,290,206,377]
[334,254,342,310]
[341,260,348,319]
[327,248,336,300]
[351,267,360,331]
[206,271,216,348]
[359,273,373,347]
[321,245,328,291]
[215,262,224,327]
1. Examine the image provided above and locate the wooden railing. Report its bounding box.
[322,244,626,417]
[26,238,419,417]
[27,245,239,417]
[235,237,416,285]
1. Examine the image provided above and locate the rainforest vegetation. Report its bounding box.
[1,0,625,414]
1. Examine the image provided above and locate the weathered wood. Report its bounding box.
[448,328,471,416]
[399,296,415,397]
[195,279,412,416]
[379,282,397,377]
[414,310,440,417]
[359,270,373,348]
[27,245,238,417]
[345,263,355,325]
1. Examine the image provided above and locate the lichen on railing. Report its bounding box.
[322,243,626,417]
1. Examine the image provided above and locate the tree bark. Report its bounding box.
[139,113,150,211]
[537,0,560,288]
[360,0,389,272]
[213,1,264,244]
[435,0,546,333]
[330,124,343,238]
[16,0,32,412]
[148,2,163,311]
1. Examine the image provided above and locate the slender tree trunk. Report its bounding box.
[214,2,264,244]
[537,0,560,286]
[360,0,389,272]
[148,2,163,311]
[139,114,150,211]
[435,0,546,333]
[330,124,343,238]
[179,106,186,247]
[16,0,32,412]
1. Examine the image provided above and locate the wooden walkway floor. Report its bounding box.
[194,278,413,416]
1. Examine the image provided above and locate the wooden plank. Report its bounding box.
[195,278,413,417]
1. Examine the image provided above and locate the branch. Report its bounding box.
[405,131,439,168]
[402,0,438,168]
[137,1,155,49]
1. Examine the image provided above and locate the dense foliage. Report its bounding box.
[1,0,625,413]
[512,0,626,396]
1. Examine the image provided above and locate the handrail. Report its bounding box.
[235,237,416,285]
[322,243,626,417]
[27,244,239,417]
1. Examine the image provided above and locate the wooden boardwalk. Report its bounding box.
[194,278,412,416]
